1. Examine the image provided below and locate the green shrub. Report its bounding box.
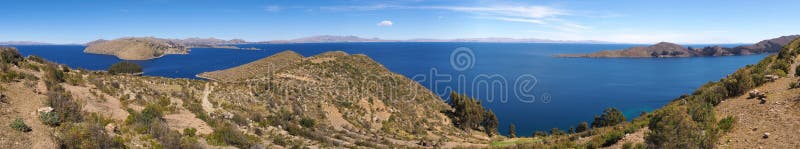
[39,111,62,126]
[299,117,316,128]
[56,119,123,148]
[184,128,197,137]
[10,118,31,132]
[591,108,626,128]
[621,142,633,149]
[207,123,257,148]
[718,116,735,133]
[108,62,143,74]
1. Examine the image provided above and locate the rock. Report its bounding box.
[763,133,770,139]
[105,123,118,134]
[764,75,780,82]
[0,93,6,104]
[222,112,234,119]
[37,107,54,114]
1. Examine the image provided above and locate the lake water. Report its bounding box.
[12,43,766,136]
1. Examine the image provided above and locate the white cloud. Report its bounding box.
[377,20,393,27]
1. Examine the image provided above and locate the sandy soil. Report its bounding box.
[714,56,800,148]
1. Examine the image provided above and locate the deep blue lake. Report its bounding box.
[12,43,766,136]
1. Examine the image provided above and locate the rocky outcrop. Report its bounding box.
[558,35,800,58]
[83,37,189,60]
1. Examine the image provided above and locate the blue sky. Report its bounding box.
[0,0,798,44]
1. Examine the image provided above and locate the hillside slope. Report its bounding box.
[0,47,488,148]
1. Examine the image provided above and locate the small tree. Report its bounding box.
[108,62,143,75]
[482,109,499,136]
[508,123,516,138]
[592,108,626,128]
[576,121,589,133]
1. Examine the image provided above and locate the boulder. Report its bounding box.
[764,75,780,82]
[763,132,770,139]
[37,107,54,114]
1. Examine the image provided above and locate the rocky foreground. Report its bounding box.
[558,35,799,58]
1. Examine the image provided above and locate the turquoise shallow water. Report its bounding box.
[13,42,766,136]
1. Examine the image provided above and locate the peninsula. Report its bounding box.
[557,35,800,58]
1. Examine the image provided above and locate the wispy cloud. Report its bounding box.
[264,5,282,12]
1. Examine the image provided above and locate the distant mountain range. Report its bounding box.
[258,35,615,44]
[557,35,800,58]
[2,36,620,45]
[0,41,53,45]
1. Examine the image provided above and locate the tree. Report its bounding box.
[448,92,496,136]
[576,121,589,133]
[508,123,516,138]
[108,62,143,75]
[482,109,499,137]
[592,108,626,128]
[551,127,564,136]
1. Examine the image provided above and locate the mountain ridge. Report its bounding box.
[557,35,800,58]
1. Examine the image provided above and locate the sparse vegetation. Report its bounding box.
[10,118,31,132]
[718,116,735,133]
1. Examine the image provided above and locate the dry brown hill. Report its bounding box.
[0,47,489,148]
[84,37,189,60]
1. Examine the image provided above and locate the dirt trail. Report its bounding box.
[0,82,57,148]
[714,56,800,148]
[201,82,215,114]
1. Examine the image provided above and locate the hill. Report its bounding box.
[0,47,489,148]
[197,51,304,82]
[83,37,189,60]
[558,35,800,58]
[84,37,258,60]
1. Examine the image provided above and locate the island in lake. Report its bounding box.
[557,35,799,58]
[84,37,258,60]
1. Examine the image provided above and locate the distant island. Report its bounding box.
[83,37,259,60]
[557,35,800,58]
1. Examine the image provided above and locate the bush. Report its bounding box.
[299,117,316,128]
[108,62,143,74]
[576,121,589,133]
[46,90,83,123]
[0,47,23,65]
[10,118,31,132]
[718,116,735,133]
[508,123,516,138]
[56,119,123,148]
[39,111,62,126]
[207,123,257,148]
[591,108,626,128]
